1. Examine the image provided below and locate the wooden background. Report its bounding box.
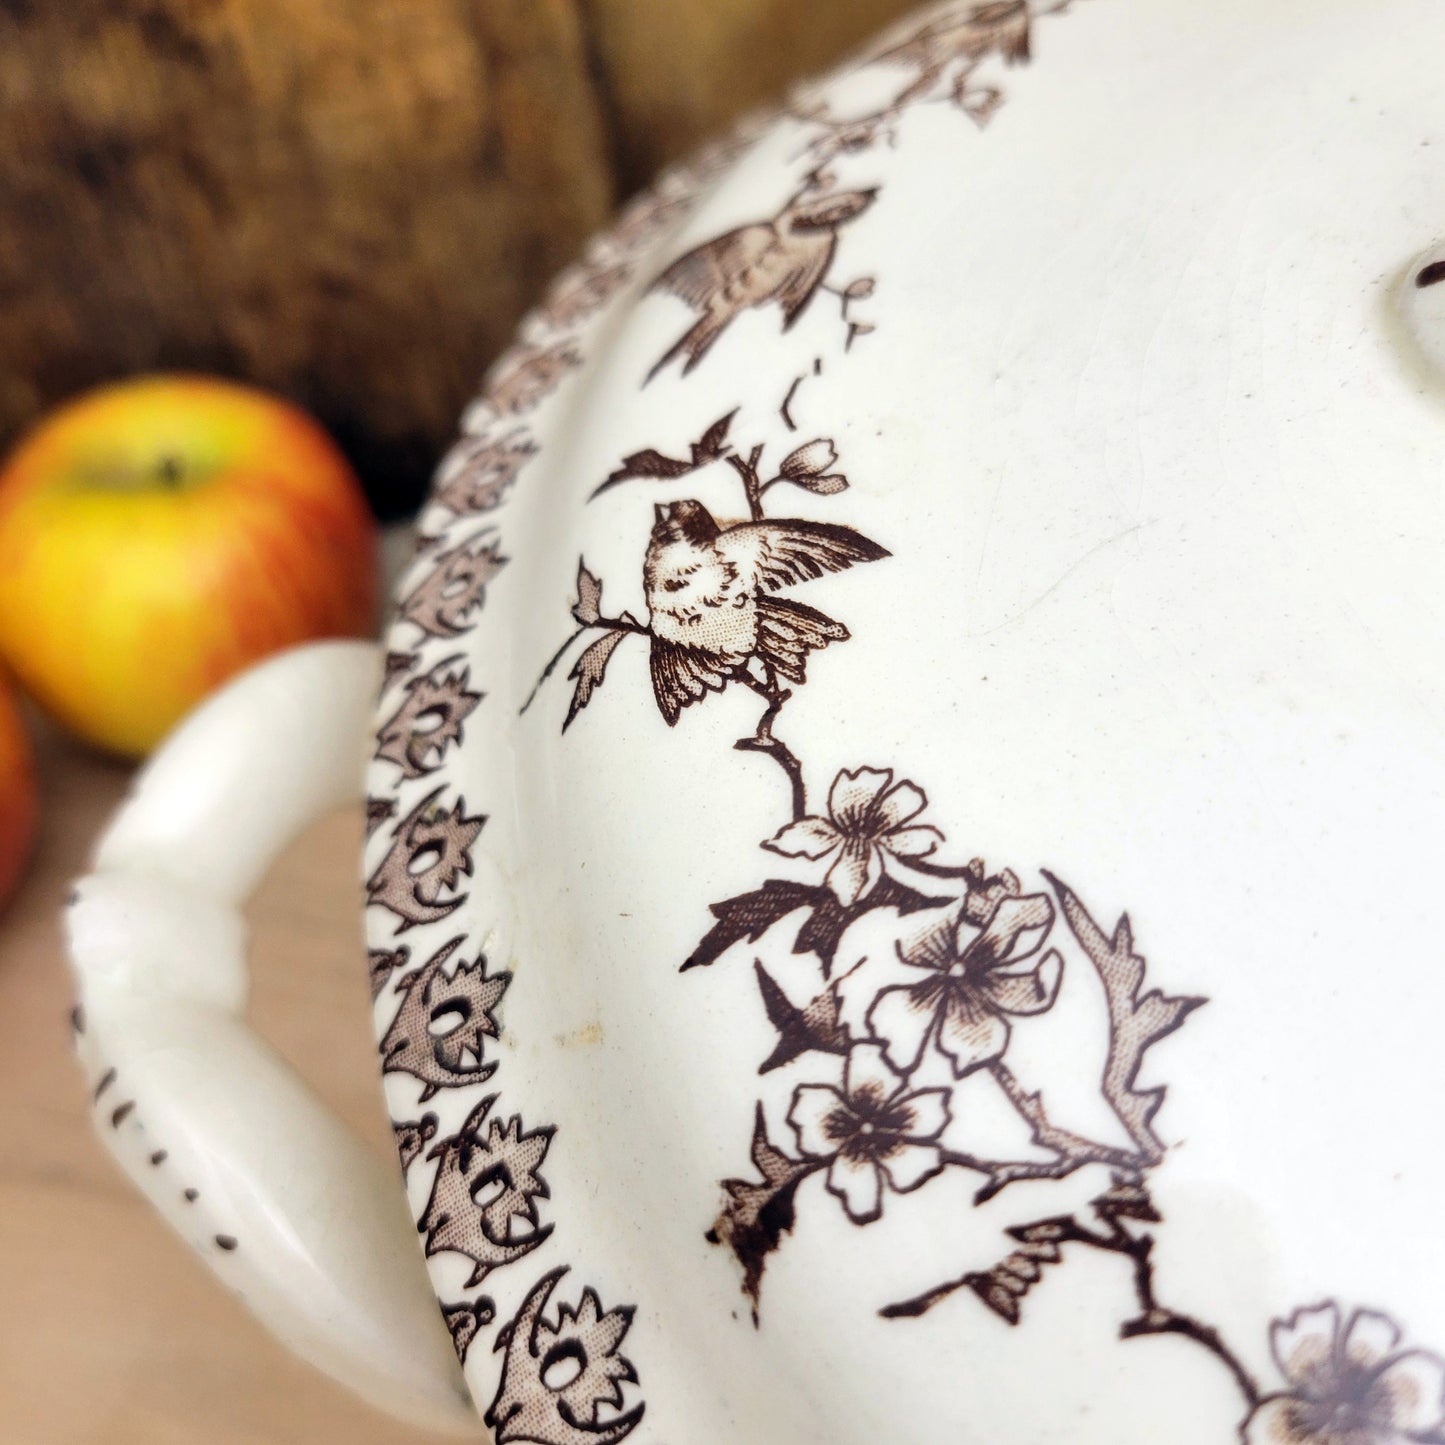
[0,0,917,517]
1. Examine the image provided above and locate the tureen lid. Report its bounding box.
[365,2,1445,1439]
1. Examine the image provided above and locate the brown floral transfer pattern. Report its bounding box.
[505,0,1445,1439]
[378,936,510,1098]
[374,656,482,782]
[486,1269,643,1445]
[419,1095,555,1286]
[361,43,782,1442]
[366,787,485,934]
[1242,1304,1445,1445]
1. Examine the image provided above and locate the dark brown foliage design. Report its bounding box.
[799,0,1038,162]
[482,340,584,418]
[380,936,509,1100]
[1046,870,1204,1166]
[536,257,633,333]
[883,1212,1445,1444]
[365,796,397,837]
[706,1105,821,1316]
[870,0,1033,74]
[589,408,737,499]
[685,873,950,978]
[699,816,1206,1310]
[691,768,1437,1435]
[366,786,485,933]
[419,1095,555,1286]
[442,1297,497,1366]
[383,649,419,690]
[752,961,851,1073]
[375,656,482,781]
[366,77,763,1424]
[433,429,538,517]
[394,1113,439,1176]
[486,1268,644,1445]
[883,1179,1265,1410]
[369,945,407,1001]
[398,534,509,642]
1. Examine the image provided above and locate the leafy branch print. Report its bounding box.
[1045,870,1206,1165]
[589,410,737,499]
[705,1103,824,1318]
[683,872,948,976]
[882,1178,1263,1409]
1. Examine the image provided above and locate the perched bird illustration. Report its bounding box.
[642,499,888,724]
[646,188,877,381]
[872,0,1032,72]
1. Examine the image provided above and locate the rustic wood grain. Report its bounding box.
[0,0,916,516]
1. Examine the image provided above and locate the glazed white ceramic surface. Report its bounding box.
[367,0,1445,1437]
[67,0,1445,1440]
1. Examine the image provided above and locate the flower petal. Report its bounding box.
[763,815,841,860]
[788,1084,850,1158]
[1373,1350,1445,1433]
[937,997,1009,1077]
[835,958,891,1037]
[867,984,937,1075]
[896,911,957,971]
[983,949,1064,1017]
[1271,1302,1342,1394]
[779,438,837,479]
[961,891,1054,968]
[1239,1397,1314,1444]
[826,838,882,906]
[843,1042,899,1106]
[828,767,892,831]
[826,1152,883,1224]
[1342,1308,1402,1373]
[894,1086,952,1142]
[878,1141,944,1194]
[883,825,944,859]
[875,780,928,830]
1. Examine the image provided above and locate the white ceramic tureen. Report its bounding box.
[64,1,1445,1440]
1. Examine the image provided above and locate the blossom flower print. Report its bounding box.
[786,1042,951,1224]
[764,767,944,905]
[1243,1302,1445,1445]
[862,890,1060,1078]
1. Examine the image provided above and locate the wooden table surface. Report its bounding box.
[0,717,469,1444]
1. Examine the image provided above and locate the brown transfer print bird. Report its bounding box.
[871,0,1032,72]
[646,188,877,382]
[642,499,888,724]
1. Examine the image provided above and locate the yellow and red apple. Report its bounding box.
[0,376,377,757]
[0,668,38,912]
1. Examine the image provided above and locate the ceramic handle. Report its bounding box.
[63,640,478,1436]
